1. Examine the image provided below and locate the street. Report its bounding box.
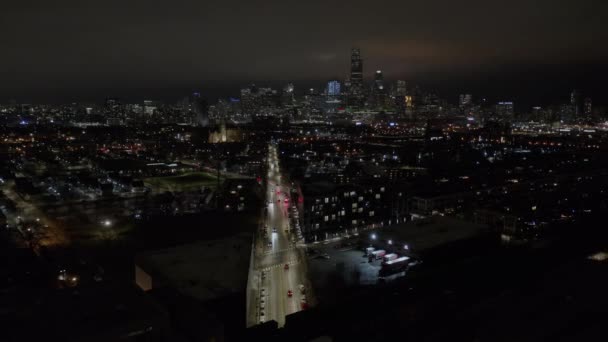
[248,143,312,327]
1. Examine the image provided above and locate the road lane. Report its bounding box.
[248,143,313,327]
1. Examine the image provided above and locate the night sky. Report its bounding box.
[2,0,607,104]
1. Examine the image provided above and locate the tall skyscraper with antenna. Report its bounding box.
[347,48,365,107]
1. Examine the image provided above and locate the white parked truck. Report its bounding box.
[383,253,398,263]
[371,250,386,260]
[381,256,410,272]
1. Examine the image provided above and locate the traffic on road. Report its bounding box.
[249,143,311,327]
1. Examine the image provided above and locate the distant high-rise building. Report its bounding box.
[531,106,542,122]
[105,97,121,108]
[191,92,209,127]
[239,85,280,117]
[284,83,294,93]
[584,97,592,115]
[558,103,576,123]
[395,80,407,96]
[350,48,363,90]
[282,83,295,106]
[143,100,157,115]
[372,70,384,91]
[495,101,514,122]
[459,94,473,108]
[323,80,342,114]
[240,88,254,116]
[347,48,365,107]
[394,80,407,115]
[570,89,580,106]
[370,70,388,109]
[570,89,582,116]
[327,80,341,96]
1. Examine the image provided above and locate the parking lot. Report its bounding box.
[307,241,400,302]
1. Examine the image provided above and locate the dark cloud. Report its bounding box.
[1,0,607,102]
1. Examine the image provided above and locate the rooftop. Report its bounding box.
[136,232,252,302]
[370,216,488,253]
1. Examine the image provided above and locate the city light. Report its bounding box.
[1,37,605,338]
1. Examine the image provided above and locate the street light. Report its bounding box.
[103,220,112,227]
[371,233,376,240]
[388,239,392,245]
[404,244,409,250]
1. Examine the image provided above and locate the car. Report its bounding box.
[298,284,306,294]
[267,241,272,247]
[261,288,266,295]
[261,271,266,279]
[300,301,309,310]
[287,290,293,297]
[284,263,289,270]
[272,227,277,233]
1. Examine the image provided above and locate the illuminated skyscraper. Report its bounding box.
[370,70,387,110]
[347,48,365,107]
[323,80,342,114]
[327,80,341,96]
[584,97,593,122]
[350,48,363,90]
[372,70,384,92]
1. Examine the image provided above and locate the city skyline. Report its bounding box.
[3,2,608,341]
[1,1,608,103]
